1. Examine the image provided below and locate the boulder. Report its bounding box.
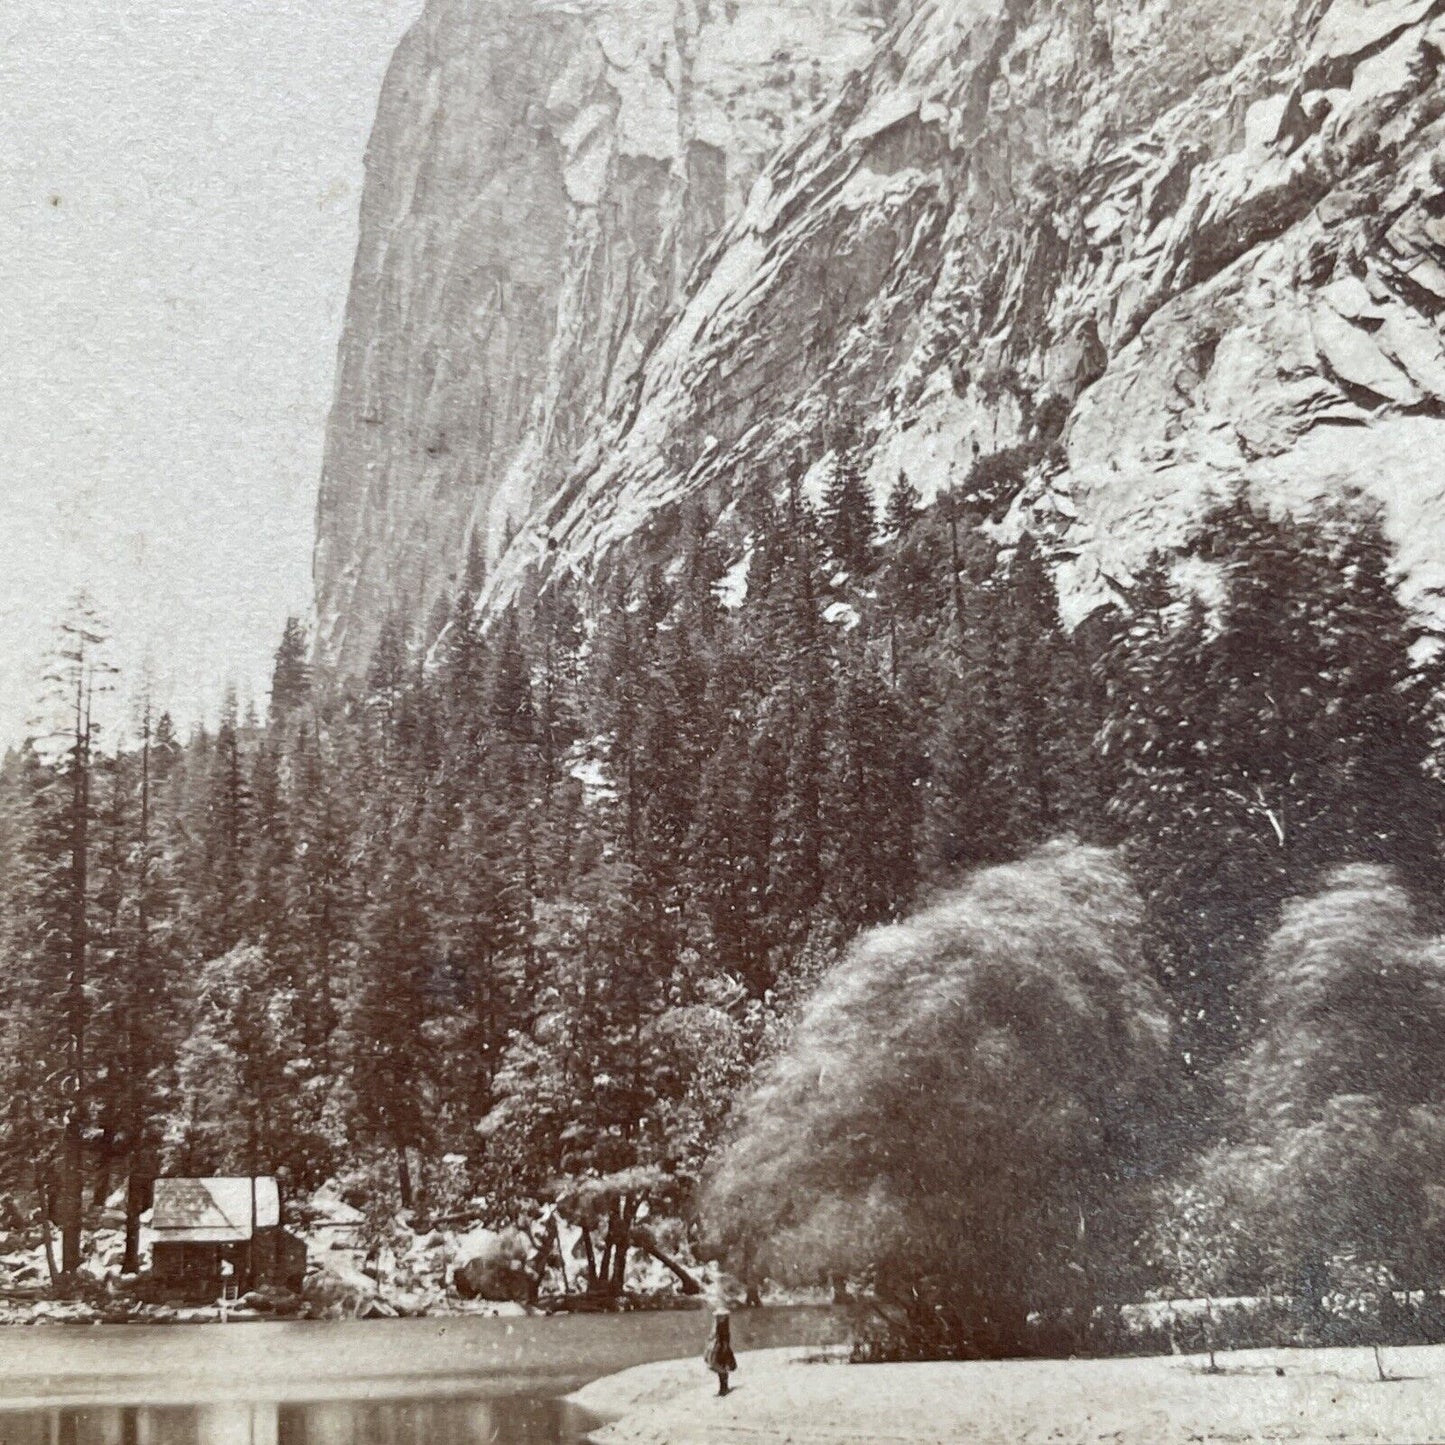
[453,1228,535,1303]
[240,1286,304,1317]
[302,1272,377,1319]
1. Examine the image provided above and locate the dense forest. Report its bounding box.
[4,456,1445,1348]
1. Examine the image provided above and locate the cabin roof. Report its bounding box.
[151,1177,280,1242]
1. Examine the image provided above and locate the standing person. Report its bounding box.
[704,1309,738,1396]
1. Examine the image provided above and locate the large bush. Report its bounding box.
[1175,867,1445,1309]
[701,842,1172,1356]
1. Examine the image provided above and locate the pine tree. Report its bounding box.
[11,598,117,1274]
[759,472,832,959]
[289,727,351,1072]
[823,645,920,929]
[996,534,1092,845]
[1103,492,1443,1076]
[0,748,61,1270]
[116,697,178,1268]
[88,747,141,1213]
[918,621,1018,878]
[364,611,412,772]
[245,736,290,947]
[269,617,312,728]
[691,717,772,992]
[461,529,488,602]
[883,470,921,539]
[822,440,877,576]
[196,690,252,959]
[534,581,586,804]
[350,838,435,1208]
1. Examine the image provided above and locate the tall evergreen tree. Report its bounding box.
[8,598,115,1273]
[822,437,877,576]
[350,838,435,1208]
[1103,492,1441,1075]
[883,470,921,539]
[269,616,312,728]
[196,690,252,959]
[823,645,920,929]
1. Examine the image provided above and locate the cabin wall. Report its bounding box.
[151,1240,240,1294]
[148,1226,305,1297]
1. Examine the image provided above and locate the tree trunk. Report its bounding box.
[609,1203,631,1296]
[61,671,92,1284]
[92,1132,112,1208]
[122,1160,153,1275]
[580,1226,599,1293]
[60,1119,83,1275]
[548,1214,570,1294]
[635,1236,702,1295]
[948,509,965,645]
[36,1172,58,1289]
[1298,1247,1328,1328]
[396,1147,413,1211]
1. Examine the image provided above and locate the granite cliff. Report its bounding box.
[313,0,889,671]
[318,0,1445,656]
[472,0,1445,630]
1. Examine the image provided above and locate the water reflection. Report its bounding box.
[0,1306,847,1445]
[0,1397,597,1445]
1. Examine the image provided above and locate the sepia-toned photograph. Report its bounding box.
[5,0,1445,1439]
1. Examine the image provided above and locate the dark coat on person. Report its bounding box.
[704,1313,737,1373]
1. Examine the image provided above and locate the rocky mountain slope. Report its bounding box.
[312,0,891,672]
[468,0,1445,629]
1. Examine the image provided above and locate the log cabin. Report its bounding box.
[149,1177,306,1299]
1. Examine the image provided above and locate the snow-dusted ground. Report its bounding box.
[0,1178,788,1325]
[575,1342,1445,1444]
[0,1174,731,1322]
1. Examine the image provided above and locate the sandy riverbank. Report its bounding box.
[572,1342,1445,1443]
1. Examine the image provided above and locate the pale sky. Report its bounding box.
[0,0,423,747]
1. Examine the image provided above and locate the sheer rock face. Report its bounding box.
[473,0,1445,627]
[312,0,889,672]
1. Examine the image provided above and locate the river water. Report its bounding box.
[0,1395,597,1445]
[0,1306,846,1445]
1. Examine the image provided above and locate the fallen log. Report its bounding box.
[635,1236,703,1295]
